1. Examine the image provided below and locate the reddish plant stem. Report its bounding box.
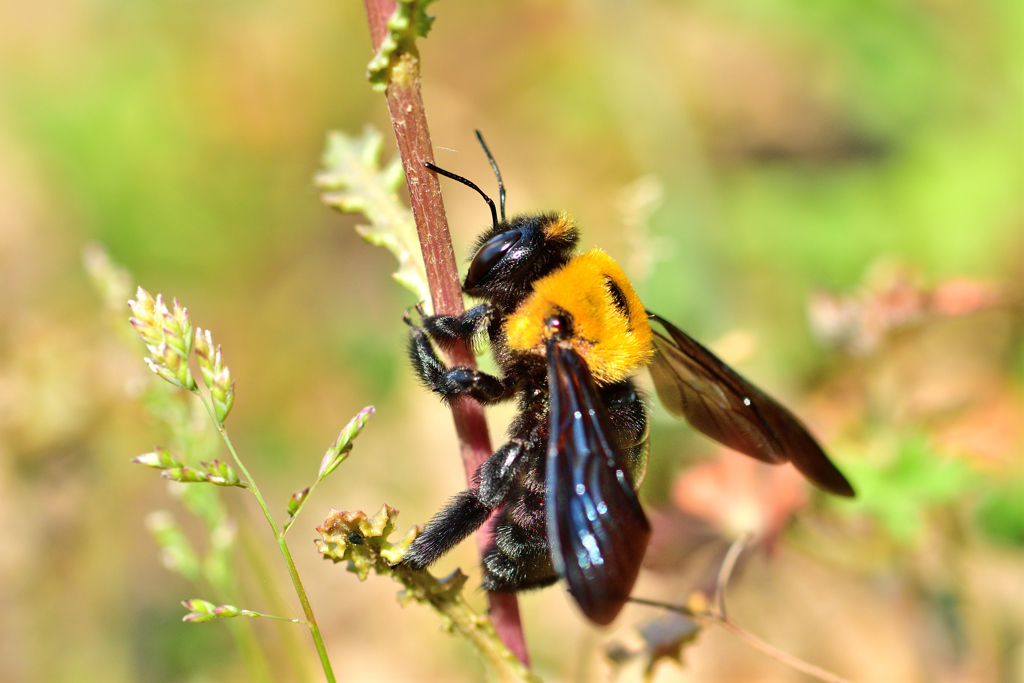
[363,0,530,667]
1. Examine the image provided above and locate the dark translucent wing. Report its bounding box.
[545,341,652,625]
[648,314,854,497]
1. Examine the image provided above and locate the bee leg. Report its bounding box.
[481,507,557,592]
[419,303,495,349]
[403,442,526,569]
[402,488,491,570]
[477,441,529,506]
[407,323,509,404]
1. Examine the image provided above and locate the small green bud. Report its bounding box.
[194,327,235,422]
[157,461,246,488]
[132,447,183,469]
[318,445,345,480]
[212,604,241,618]
[128,287,158,332]
[181,598,239,623]
[143,355,194,391]
[319,406,375,478]
[181,598,217,622]
[164,297,193,358]
[181,600,297,625]
[211,368,235,423]
[181,599,245,623]
[287,487,310,517]
[194,328,216,389]
[161,467,210,484]
[201,459,242,487]
[129,287,198,391]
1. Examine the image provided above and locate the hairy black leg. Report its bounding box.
[477,441,534,506]
[407,323,508,403]
[481,509,557,592]
[420,303,495,349]
[402,489,491,570]
[403,442,528,569]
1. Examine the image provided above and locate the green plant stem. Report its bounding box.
[195,391,337,683]
[239,525,317,680]
[283,469,327,534]
[239,611,309,624]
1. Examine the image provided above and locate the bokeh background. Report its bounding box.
[1,0,1022,681]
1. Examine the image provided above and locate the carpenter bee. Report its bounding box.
[402,133,854,626]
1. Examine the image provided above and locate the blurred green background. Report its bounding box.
[1,0,1021,681]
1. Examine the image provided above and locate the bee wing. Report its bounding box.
[545,341,651,626]
[648,313,854,497]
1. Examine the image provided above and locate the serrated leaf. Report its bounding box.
[317,128,430,307]
[397,566,468,608]
[365,0,438,91]
[315,504,405,580]
[315,505,540,683]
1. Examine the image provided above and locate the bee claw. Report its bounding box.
[404,302,429,327]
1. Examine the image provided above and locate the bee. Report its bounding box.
[402,133,854,625]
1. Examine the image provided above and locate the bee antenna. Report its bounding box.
[425,161,499,229]
[474,130,506,223]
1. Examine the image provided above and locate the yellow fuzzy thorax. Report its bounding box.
[505,249,654,384]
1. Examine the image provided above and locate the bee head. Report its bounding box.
[426,134,581,310]
[463,213,578,308]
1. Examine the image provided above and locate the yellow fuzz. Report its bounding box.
[543,212,576,240]
[505,249,653,384]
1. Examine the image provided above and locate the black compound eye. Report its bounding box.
[465,229,522,290]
